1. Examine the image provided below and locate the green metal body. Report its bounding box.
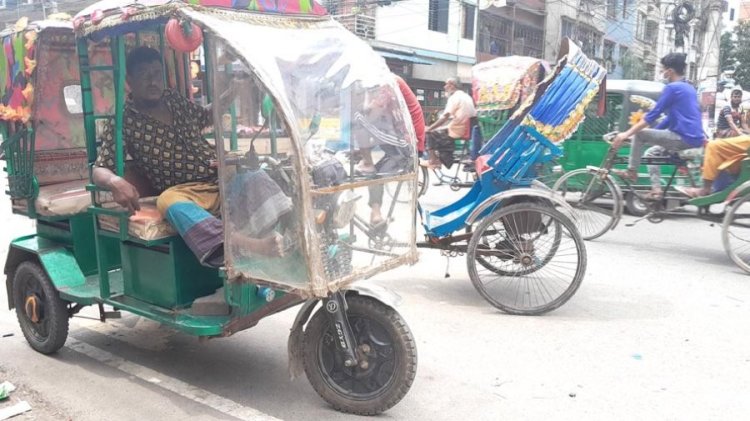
[4,28,292,338]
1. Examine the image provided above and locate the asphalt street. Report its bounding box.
[0,175,749,420]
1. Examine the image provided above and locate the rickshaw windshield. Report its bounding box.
[189,10,418,295]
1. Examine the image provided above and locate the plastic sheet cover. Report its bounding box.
[198,11,418,297]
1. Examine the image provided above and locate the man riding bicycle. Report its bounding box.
[611,53,705,198]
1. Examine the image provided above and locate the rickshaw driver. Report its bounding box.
[611,53,705,198]
[679,134,750,198]
[420,77,476,169]
[92,46,288,267]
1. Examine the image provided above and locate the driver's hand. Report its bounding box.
[611,133,628,149]
[109,177,141,214]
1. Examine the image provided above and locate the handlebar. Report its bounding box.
[602,131,617,144]
[224,154,283,168]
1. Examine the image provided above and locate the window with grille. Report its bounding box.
[636,11,646,41]
[428,0,449,33]
[463,4,475,39]
[607,0,617,18]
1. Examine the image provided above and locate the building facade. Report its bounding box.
[475,0,545,63]
[331,0,478,119]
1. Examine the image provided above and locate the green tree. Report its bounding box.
[733,21,750,89]
[620,50,647,80]
[720,32,735,72]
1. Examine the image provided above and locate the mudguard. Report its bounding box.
[727,180,750,203]
[287,283,402,379]
[4,235,85,309]
[465,184,578,225]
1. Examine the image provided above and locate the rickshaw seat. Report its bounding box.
[677,147,703,160]
[12,179,90,217]
[97,198,177,241]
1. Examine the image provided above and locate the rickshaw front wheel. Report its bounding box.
[302,295,417,415]
[12,261,70,354]
[722,192,750,274]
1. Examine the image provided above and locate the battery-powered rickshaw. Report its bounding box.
[1,1,420,414]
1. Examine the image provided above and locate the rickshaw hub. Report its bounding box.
[24,295,40,323]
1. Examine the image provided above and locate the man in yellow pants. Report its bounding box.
[679,135,750,197]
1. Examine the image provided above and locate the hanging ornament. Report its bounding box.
[165,17,203,53]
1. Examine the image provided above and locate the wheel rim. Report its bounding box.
[557,171,618,240]
[724,196,750,272]
[17,273,51,342]
[471,206,585,313]
[316,313,397,400]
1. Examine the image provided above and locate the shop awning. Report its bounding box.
[377,50,433,65]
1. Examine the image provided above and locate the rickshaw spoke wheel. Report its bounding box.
[303,295,417,415]
[467,203,587,315]
[553,169,621,240]
[12,261,70,354]
[722,193,750,273]
[386,166,428,203]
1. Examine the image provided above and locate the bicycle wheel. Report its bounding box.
[722,193,750,273]
[467,202,587,315]
[553,169,621,240]
[385,166,428,204]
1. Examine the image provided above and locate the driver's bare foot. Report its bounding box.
[231,232,285,257]
[677,186,710,198]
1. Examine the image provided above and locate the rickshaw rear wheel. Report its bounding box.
[302,295,417,415]
[467,203,587,315]
[12,261,70,354]
[385,165,429,204]
[722,193,750,274]
[553,169,621,240]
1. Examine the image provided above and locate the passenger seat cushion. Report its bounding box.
[98,199,176,240]
[34,179,90,216]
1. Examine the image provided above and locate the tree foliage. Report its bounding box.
[620,51,648,80]
[720,32,735,72]
[732,21,750,89]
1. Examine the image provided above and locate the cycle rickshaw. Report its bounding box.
[1,1,420,414]
[350,40,604,315]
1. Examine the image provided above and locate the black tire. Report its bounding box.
[625,191,648,217]
[303,295,417,415]
[553,169,621,240]
[12,261,69,354]
[467,203,587,315]
[385,166,429,204]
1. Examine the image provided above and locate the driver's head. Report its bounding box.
[126,46,164,104]
[660,53,687,82]
[731,88,743,106]
[444,77,459,95]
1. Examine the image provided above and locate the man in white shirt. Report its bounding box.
[420,77,477,168]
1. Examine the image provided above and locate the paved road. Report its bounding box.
[1,176,749,420]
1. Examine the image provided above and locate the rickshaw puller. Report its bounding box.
[611,53,705,198]
[93,47,288,267]
[420,77,476,169]
[679,135,750,198]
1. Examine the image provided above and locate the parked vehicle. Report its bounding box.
[1,2,419,414]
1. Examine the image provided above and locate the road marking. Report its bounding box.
[67,337,282,421]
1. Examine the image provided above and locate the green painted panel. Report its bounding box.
[121,238,221,309]
[58,271,124,304]
[38,249,86,290]
[105,295,227,336]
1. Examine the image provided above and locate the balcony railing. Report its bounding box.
[334,13,375,40]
